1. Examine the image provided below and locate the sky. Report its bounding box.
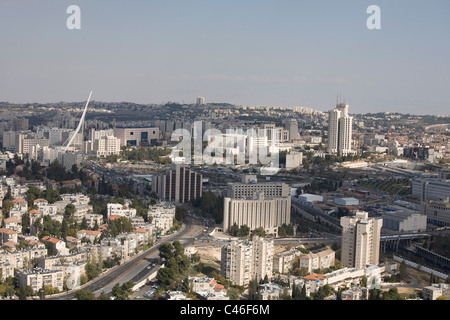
[0,0,449,114]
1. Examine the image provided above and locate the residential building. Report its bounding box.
[106,202,136,219]
[340,211,383,269]
[298,247,336,273]
[422,283,450,300]
[41,236,69,255]
[17,268,64,292]
[148,202,175,235]
[221,236,274,286]
[273,249,300,274]
[188,276,229,300]
[258,282,291,300]
[152,164,202,203]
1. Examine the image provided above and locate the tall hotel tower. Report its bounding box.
[327,101,353,156]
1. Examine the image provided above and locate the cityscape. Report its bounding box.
[0,0,449,313]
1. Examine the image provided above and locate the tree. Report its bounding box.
[98,292,111,300]
[182,277,192,293]
[85,262,101,281]
[16,286,33,300]
[253,227,266,238]
[64,203,76,217]
[112,281,135,300]
[75,289,96,300]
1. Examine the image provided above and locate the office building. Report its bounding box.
[412,169,450,201]
[340,211,383,269]
[113,127,159,147]
[420,197,450,227]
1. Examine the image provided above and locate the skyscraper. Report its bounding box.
[327,102,353,156]
[340,211,383,269]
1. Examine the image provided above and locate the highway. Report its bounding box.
[47,216,205,300]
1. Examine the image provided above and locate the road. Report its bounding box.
[47,216,205,300]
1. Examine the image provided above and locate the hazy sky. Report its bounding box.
[0,0,449,114]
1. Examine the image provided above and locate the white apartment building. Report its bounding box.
[17,268,64,292]
[298,248,336,273]
[285,151,303,170]
[84,135,121,157]
[221,236,274,286]
[107,202,137,219]
[340,211,383,269]
[273,249,300,274]
[148,202,175,234]
[422,283,450,300]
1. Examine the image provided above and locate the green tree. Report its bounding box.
[75,289,96,300]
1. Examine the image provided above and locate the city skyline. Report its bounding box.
[0,0,449,115]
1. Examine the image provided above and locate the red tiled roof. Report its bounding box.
[0,228,18,235]
[303,273,327,281]
[4,217,21,224]
[41,236,61,244]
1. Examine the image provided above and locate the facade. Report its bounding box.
[420,197,450,227]
[113,127,159,147]
[285,152,303,170]
[422,283,450,300]
[107,202,136,219]
[17,268,64,292]
[227,181,290,199]
[340,211,383,269]
[412,169,450,201]
[221,236,273,286]
[327,103,353,156]
[223,181,291,235]
[152,164,202,203]
[148,202,175,235]
[380,211,427,232]
[258,283,291,300]
[298,248,336,273]
[84,135,121,157]
[334,197,359,207]
[273,249,300,274]
[223,192,291,236]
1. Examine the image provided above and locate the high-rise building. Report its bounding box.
[340,211,383,269]
[152,164,202,203]
[221,236,273,286]
[327,102,353,156]
[196,97,206,105]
